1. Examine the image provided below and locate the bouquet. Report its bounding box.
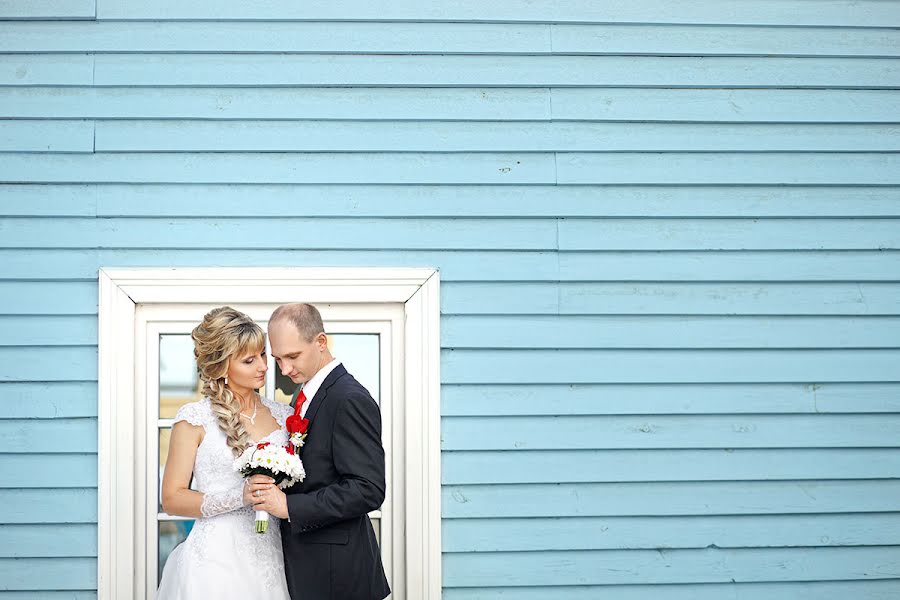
[233,441,306,533]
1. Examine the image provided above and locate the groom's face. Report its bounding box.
[268,320,328,385]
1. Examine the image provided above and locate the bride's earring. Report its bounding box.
[224,375,228,386]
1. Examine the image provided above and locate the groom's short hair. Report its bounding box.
[270,303,325,342]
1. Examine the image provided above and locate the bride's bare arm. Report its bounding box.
[162,420,258,518]
[161,421,205,518]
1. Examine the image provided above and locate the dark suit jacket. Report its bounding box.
[280,364,391,600]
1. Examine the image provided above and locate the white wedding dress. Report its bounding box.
[157,396,294,600]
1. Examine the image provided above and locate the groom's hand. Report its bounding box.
[251,477,289,519]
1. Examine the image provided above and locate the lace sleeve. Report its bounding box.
[200,484,246,517]
[173,399,211,428]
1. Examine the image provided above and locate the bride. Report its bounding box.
[157,306,293,599]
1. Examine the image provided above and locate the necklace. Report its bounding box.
[238,394,261,425]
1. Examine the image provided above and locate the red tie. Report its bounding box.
[294,389,307,418]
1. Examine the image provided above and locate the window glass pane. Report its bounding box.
[371,517,380,548]
[158,519,193,583]
[159,334,201,419]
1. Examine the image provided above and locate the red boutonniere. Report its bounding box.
[287,417,308,450]
[286,415,309,434]
[286,389,310,450]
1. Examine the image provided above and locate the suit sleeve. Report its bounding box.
[286,390,386,535]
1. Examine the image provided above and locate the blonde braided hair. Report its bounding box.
[191,306,266,457]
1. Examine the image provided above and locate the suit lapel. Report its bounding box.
[303,364,347,426]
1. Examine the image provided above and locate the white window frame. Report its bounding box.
[98,267,441,600]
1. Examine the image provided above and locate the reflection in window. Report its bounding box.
[159,335,202,419]
[158,520,192,583]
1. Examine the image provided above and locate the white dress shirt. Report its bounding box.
[298,358,342,418]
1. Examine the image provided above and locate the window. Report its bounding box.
[98,268,440,600]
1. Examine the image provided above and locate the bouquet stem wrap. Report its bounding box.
[255,509,269,533]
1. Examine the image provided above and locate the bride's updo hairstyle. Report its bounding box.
[191,306,266,457]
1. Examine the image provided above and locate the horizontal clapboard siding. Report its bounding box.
[4,217,900,250]
[440,414,900,448]
[3,152,900,184]
[1,252,900,283]
[440,383,900,415]
[1,22,899,57]
[0,524,96,557]
[0,489,96,523]
[0,383,97,418]
[441,349,900,383]
[0,594,97,600]
[442,513,900,551]
[3,186,900,217]
[441,581,900,600]
[5,88,900,121]
[441,481,900,517]
[442,315,900,348]
[0,0,94,20]
[4,54,898,87]
[87,1,900,27]
[0,22,556,54]
[440,547,900,585]
[442,449,900,483]
[89,122,900,152]
[0,454,96,486]
[2,2,899,597]
[0,558,95,590]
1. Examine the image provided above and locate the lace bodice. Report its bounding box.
[173,395,294,495]
[163,395,295,595]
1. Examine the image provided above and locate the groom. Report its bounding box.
[249,302,391,600]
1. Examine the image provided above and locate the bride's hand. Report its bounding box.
[251,481,289,519]
[244,474,275,506]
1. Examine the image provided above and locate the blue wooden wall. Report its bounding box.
[2,1,900,598]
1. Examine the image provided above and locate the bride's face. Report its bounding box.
[226,346,268,391]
